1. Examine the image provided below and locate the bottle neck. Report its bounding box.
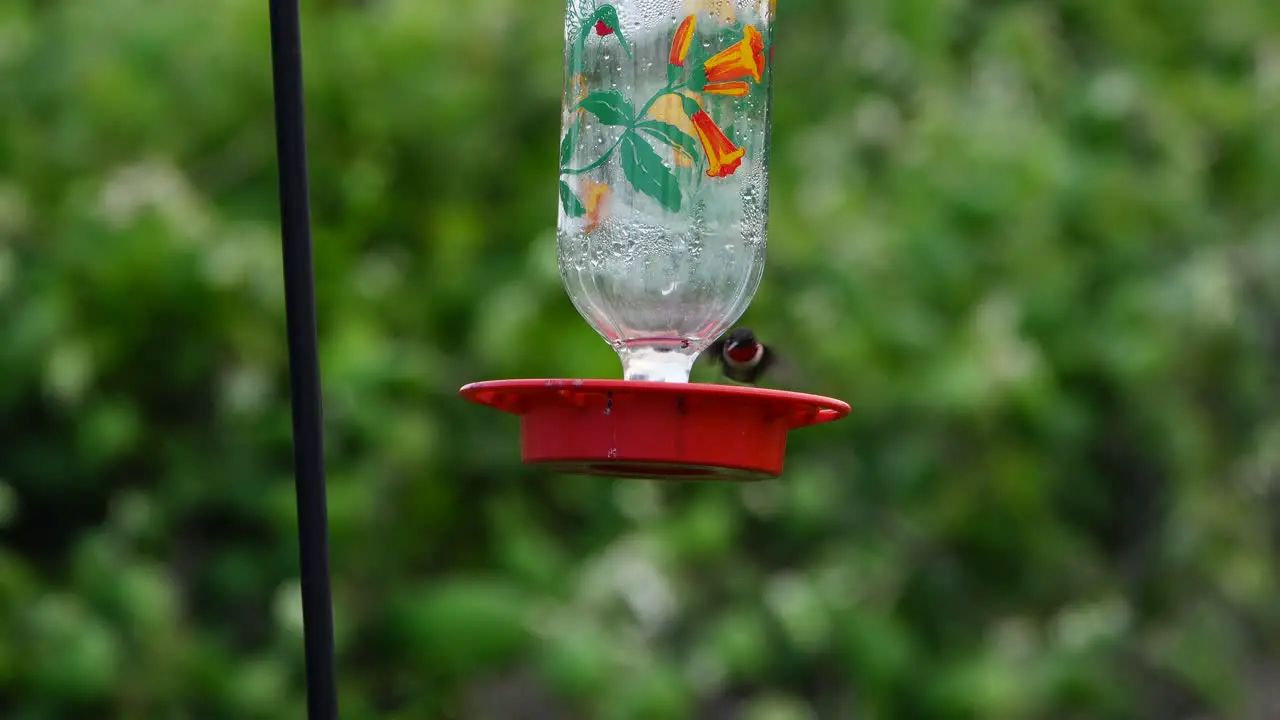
[617,344,697,383]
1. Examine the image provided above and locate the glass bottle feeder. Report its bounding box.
[461,0,848,480]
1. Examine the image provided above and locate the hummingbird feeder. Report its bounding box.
[461,0,848,481]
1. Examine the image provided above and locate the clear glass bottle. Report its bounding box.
[556,0,775,382]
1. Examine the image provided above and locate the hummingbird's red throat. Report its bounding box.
[726,343,759,363]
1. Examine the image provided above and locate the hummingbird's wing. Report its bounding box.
[689,338,727,383]
[567,0,597,39]
[752,347,810,392]
[705,338,727,365]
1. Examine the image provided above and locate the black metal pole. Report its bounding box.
[266,0,339,717]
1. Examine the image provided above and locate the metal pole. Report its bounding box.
[266,0,340,717]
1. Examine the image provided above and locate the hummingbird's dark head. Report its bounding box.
[723,328,761,364]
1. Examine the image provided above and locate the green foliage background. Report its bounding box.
[3,0,1280,717]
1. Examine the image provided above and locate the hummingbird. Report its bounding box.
[706,327,777,385]
[589,6,632,58]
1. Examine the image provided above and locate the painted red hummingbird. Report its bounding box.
[591,6,629,56]
[706,327,778,385]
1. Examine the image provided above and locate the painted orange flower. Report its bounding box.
[703,80,750,97]
[669,15,696,67]
[582,180,611,233]
[704,26,765,84]
[690,110,744,178]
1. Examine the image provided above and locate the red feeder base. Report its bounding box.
[459,379,850,481]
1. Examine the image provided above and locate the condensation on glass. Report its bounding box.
[556,0,776,382]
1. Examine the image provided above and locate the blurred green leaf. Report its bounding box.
[0,0,1278,716]
[391,578,532,678]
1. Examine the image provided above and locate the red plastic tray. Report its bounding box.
[460,379,849,481]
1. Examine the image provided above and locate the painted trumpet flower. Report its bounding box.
[690,110,744,178]
[669,15,696,67]
[582,180,611,233]
[703,81,750,97]
[704,26,765,84]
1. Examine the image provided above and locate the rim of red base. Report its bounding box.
[459,379,850,480]
[459,378,850,430]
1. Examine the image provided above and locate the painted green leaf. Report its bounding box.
[576,90,635,126]
[559,121,580,167]
[559,180,587,218]
[620,132,682,213]
[723,125,736,144]
[666,63,681,86]
[635,120,700,166]
[678,93,703,119]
